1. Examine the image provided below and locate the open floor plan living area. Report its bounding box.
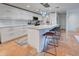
[0,3,79,56]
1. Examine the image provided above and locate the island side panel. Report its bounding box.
[27,28,40,52]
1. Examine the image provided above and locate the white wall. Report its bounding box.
[57,13,66,29]
[0,4,42,20]
[67,9,79,31]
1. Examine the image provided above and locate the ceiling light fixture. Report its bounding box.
[40,10,48,17]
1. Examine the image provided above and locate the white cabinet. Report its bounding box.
[0,26,27,43]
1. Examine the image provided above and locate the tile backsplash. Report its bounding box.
[0,19,46,27]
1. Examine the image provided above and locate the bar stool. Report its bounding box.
[43,32,58,56]
[49,26,61,46]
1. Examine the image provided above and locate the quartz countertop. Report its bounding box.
[0,24,59,30]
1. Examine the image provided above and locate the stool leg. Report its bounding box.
[53,38,57,56]
[54,44,57,56]
[56,38,59,47]
[56,32,61,46]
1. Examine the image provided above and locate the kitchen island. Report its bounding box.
[27,24,58,52]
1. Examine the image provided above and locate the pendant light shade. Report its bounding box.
[40,10,48,17]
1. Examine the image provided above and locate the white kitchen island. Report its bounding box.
[27,24,58,52]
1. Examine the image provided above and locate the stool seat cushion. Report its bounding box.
[43,32,55,36]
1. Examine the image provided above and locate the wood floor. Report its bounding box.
[0,30,79,56]
[0,36,37,56]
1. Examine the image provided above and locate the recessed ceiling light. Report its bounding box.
[26,5,30,8]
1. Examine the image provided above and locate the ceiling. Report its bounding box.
[2,3,79,14]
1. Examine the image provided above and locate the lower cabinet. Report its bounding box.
[0,26,27,43]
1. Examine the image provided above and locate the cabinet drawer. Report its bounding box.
[0,26,27,43]
[1,27,14,32]
[1,31,14,43]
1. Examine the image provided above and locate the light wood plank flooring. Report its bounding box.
[0,36,37,56]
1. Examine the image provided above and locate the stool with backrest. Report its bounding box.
[43,32,58,56]
[49,26,61,46]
